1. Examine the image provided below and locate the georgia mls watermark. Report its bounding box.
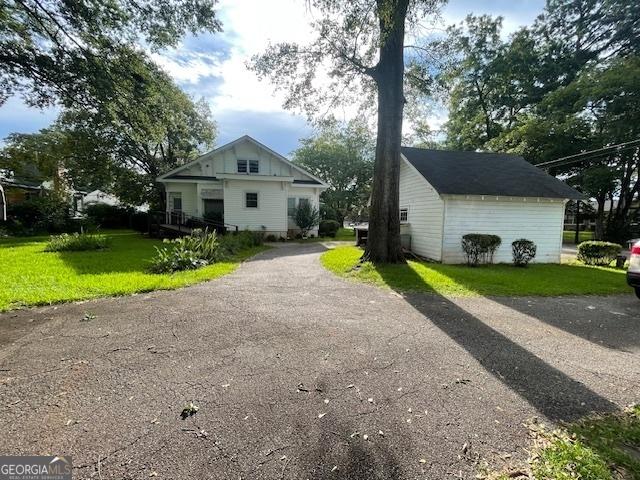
[0,456,72,480]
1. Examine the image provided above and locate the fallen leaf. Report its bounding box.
[318,413,326,419]
[346,384,355,389]
[331,466,338,472]
[324,399,329,404]
[419,458,427,464]
[378,430,385,436]
[367,398,374,403]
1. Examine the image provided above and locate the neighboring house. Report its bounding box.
[157,135,328,237]
[0,176,43,204]
[399,148,583,264]
[83,190,120,207]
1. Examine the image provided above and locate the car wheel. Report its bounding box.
[635,287,640,300]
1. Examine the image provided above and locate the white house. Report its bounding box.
[399,147,583,264]
[157,136,328,238]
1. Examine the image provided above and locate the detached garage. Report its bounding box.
[399,147,583,264]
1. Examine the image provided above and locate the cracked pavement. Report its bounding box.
[0,243,639,479]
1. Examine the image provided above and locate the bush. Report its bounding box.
[461,233,502,266]
[149,229,223,273]
[512,239,537,267]
[577,241,622,266]
[319,219,340,237]
[45,232,110,252]
[84,204,129,228]
[149,229,265,273]
[294,202,320,237]
[7,196,71,234]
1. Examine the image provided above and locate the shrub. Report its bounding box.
[577,241,622,266]
[294,202,320,237]
[149,229,265,273]
[461,233,502,266]
[84,204,129,228]
[149,229,223,273]
[319,219,340,237]
[265,234,277,242]
[45,232,110,252]
[7,196,71,234]
[512,239,537,267]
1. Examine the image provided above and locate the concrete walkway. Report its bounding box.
[0,243,638,479]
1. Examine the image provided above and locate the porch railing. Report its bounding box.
[149,210,239,236]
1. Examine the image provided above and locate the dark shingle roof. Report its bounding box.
[401,147,583,200]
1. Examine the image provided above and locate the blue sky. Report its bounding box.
[0,0,545,156]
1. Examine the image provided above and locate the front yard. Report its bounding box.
[0,230,266,311]
[321,246,628,297]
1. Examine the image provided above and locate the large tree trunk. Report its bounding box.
[364,0,408,264]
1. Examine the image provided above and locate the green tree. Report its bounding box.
[293,120,374,226]
[251,0,444,263]
[1,50,217,207]
[0,0,220,108]
[294,201,320,238]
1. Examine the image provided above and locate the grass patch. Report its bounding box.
[298,227,356,243]
[484,406,640,480]
[320,246,628,297]
[0,230,268,312]
[563,230,595,244]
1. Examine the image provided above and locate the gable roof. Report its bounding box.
[401,147,583,200]
[157,135,328,187]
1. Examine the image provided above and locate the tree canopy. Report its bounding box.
[0,49,216,207]
[293,119,374,224]
[434,0,640,241]
[0,0,220,108]
[251,0,444,263]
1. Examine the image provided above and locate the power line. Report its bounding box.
[537,138,640,169]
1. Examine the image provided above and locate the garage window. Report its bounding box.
[399,207,408,223]
[245,192,258,208]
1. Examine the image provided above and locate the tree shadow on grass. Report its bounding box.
[375,263,618,423]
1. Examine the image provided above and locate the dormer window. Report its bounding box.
[237,159,259,174]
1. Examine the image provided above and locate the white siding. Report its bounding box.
[223,180,287,233]
[164,182,197,216]
[441,197,565,264]
[286,186,321,235]
[399,157,445,261]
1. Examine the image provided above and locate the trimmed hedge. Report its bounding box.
[512,239,537,267]
[577,241,622,266]
[319,219,340,237]
[461,233,502,266]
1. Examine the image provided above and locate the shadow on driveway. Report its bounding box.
[378,265,618,422]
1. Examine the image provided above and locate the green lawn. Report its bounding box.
[298,227,356,243]
[563,230,595,243]
[321,246,628,297]
[489,406,640,480]
[0,230,267,312]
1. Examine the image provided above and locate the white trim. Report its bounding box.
[216,173,294,182]
[157,135,329,188]
[244,191,259,209]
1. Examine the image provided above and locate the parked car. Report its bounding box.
[627,240,640,299]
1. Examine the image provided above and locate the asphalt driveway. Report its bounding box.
[0,243,638,479]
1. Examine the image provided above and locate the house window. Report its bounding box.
[237,159,247,173]
[287,197,296,217]
[170,193,182,211]
[399,207,408,223]
[245,192,258,208]
[298,198,310,208]
[249,160,259,173]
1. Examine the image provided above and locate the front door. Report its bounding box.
[203,199,224,223]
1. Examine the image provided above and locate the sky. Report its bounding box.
[0,0,545,156]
